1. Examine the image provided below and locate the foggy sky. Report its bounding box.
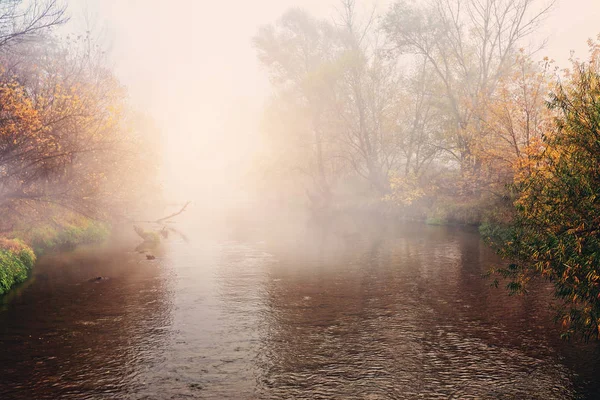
[66,0,600,206]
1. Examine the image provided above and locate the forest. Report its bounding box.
[254,0,600,340]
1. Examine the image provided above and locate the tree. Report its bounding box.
[330,0,401,195]
[492,40,600,341]
[382,0,554,176]
[0,30,160,232]
[474,52,554,203]
[396,58,443,179]
[254,9,343,209]
[255,2,413,204]
[0,0,66,48]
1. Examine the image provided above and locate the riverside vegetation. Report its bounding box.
[0,1,159,294]
[254,0,600,339]
[2,0,600,341]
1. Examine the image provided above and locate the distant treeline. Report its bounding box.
[254,0,553,223]
[255,0,600,340]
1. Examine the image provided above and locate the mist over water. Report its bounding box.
[1,219,600,398]
[1,0,600,398]
[67,0,600,208]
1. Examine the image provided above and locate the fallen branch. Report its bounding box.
[155,201,191,223]
[130,201,191,224]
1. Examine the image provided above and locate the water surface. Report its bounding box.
[1,222,599,399]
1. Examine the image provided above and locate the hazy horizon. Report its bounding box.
[66,0,600,209]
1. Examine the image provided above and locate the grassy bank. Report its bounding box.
[0,217,110,295]
[0,239,36,295]
[22,218,110,255]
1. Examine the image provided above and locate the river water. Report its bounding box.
[0,221,599,399]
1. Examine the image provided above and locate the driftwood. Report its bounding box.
[133,201,191,245]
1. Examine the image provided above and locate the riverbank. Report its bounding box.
[0,239,36,295]
[0,218,110,295]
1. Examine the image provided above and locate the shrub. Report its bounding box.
[494,55,600,341]
[0,239,36,295]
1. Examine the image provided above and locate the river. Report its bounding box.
[0,220,599,399]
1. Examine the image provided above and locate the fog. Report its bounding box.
[68,0,348,211]
[66,0,600,216]
[3,1,600,397]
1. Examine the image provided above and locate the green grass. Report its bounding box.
[0,218,110,296]
[27,220,110,255]
[0,239,36,295]
[425,216,447,226]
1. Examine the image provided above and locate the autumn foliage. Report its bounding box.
[254,0,555,222]
[0,2,159,265]
[0,29,159,236]
[487,39,600,341]
[256,1,600,339]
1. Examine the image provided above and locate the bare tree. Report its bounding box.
[0,0,67,48]
[383,0,555,169]
[397,58,443,178]
[254,9,344,208]
[331,0,402,194]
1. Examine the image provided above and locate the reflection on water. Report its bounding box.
[0,223,599,399]
[0,245,174,399]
